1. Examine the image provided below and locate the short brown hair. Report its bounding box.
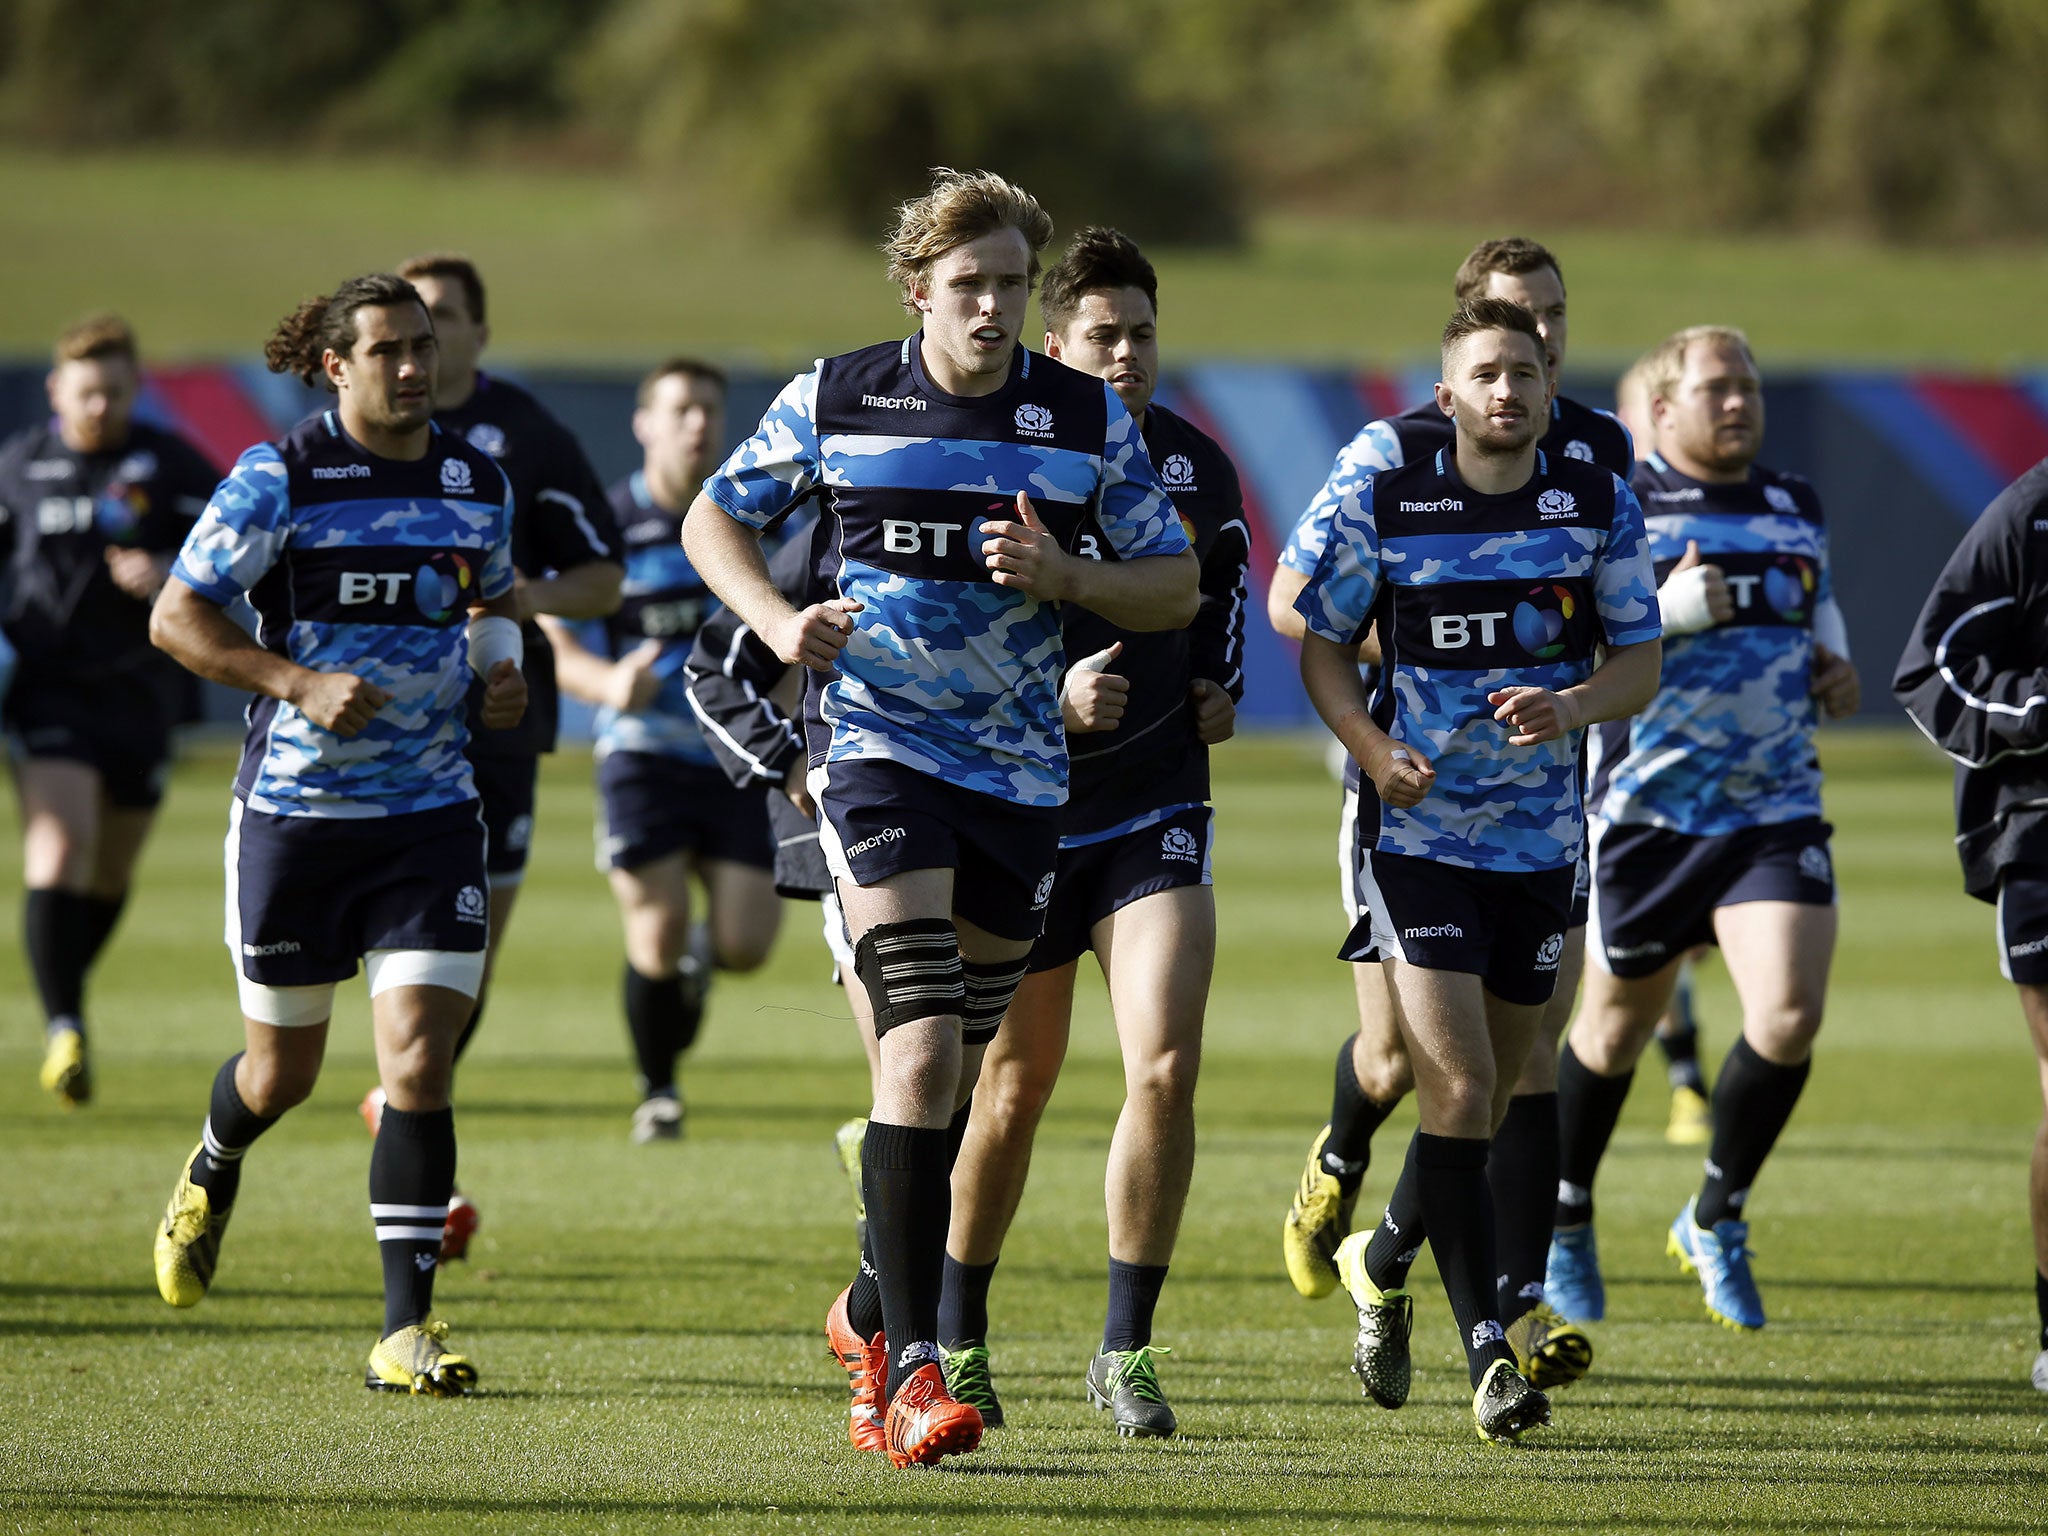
[1640,325,1758,405]
[1039,227,1158,337]
[396,252,486,325]
[1441,297,1548,376]
[55,313,137,367]
[637,357,729,409]
[1453,237,1564,302]
[883,168,1054,315]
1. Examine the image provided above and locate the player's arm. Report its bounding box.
[980,489,1197,631]
[1186,500,1250,744]
[467,586,527,728]
[1301,631,1432,807]
[1488,638,1663,745]
[1895,480,2048,763]
[538,612,660,713]
[152,581,390,736]
[516,432,626,619]
[683,494,859,671]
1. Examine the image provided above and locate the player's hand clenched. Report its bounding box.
[1363,736,1435,808]
[772,598,863,673]
[1190,678,1236,744]
[1488,685,1579,746]
[293,670,392,737]
[481,658,527,729]
[1810,643,1860,719]
[982,491,1074,600]
[1062,642,1128,733]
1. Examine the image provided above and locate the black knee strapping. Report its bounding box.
[853,918,965,1038]
[961,957,1029,1045]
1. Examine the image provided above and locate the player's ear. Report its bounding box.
[1433,380,1454,419]
[1044,332,1062,359]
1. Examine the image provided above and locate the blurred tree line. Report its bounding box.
[2,0,2040,245]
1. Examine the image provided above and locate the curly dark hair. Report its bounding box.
[264,273,426,389]
[1038,227,1158,336]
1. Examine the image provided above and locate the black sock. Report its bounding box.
[1696,1036,1810,1227]
[1555,1043,1633,1228]
[1659,971,1706,1092]
[189,1054,278,1212]
[1324,1033,1396,1184]
[80,892,127,971]
[1488,1093,1557,1325]
[1103,1259,1169,1352]
[371,1104,457,1336]
[674,955,709,1054]
[623,962,685,1096]
[1363,1133,1427,1293]
[452,986,488,1066]
[2036,1271,2048,1353]
[937,1254,997,1348]
[847,1226,885,1338]
[24,887,96,1033]
[862,1120,951,1399]
[1415,1131,1512,1389]
[946,1096,973,1169]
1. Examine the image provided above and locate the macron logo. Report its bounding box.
[863,394,926,411]
[1404,923,1464,939]
[1399,498,1463,512]
[242,940,302,956]
[846,827,908,859]
[311,464,371,480]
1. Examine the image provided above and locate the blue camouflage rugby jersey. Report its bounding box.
[1282,396,1633,576]
[1589,454,1832,836]
[171,411,514,817]
[593,471,721,767]
[1296,448,1661,872]
[703,337,1187,806]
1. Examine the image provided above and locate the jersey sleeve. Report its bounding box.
[1293,478,1382,644]
[170,444,293,605]
[527,418,624,570]
[1189,458,1251,698]
[1093,386,1189,559]
[682,531,809,786]
[1594,479,1663,646]
[703,367,822,530]
[1894,475,2048,766]
[479,466,517,601]
[1281,419,1402,575]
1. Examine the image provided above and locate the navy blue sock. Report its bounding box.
[1555,1043,1632,1227]
[1488,1093,1557,1326]
[1414,1131,1513,1389]
[1364,1132,1426,1292]
[1103,1259,1169,1352]
[937,1254,998,1348]
[862,1120,950,1399]
[1697,1037,1810,1227]
[622,962,685,1096]
[1324,1034,1397,1184]
[371,1104,456,1336]
[190,1054,278,1211]
[847,1227,884,1339]
[2035,1272,2047,1353]
[24,887,95,1032]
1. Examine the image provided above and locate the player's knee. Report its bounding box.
[241,1054,320,1116]
[1746,1002,1822,1060]
[1126,1040,1199,1112]
[1356,1047,1414,1103]
[712,926,775,974]
[978,1051,1058,1131]
[1432,1069,1496,1129]
[853,917,965,1039]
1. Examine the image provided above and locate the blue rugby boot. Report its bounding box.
[1544,1223,1605,1324]
[1667,1198,1764,1331]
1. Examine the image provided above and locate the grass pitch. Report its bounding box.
[3,729,2044,1534]
[1,148,2043,370]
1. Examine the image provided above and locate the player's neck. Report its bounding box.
[1450,435,1538,496]
[55,421,127,456]
[642,463,696,512]
[1662,445,1751,486]
[340,405,430,463]
[918,333,1013,399]
[436,367,479,412]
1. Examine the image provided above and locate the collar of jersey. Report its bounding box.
[900,329,1031,409]
[1431,444,1549,499]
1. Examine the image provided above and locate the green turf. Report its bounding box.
[3,729,2044,1534]
[3,148,2045,371]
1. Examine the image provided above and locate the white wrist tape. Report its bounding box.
[468,615,524,677]
[1059,644,1119,707]
[1812,596,1850,658]
[1658,565,1719,637]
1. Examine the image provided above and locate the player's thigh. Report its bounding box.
[2022,985,2048,1108]
[837,866,955,940]
[1571,953,1685,1073]
[370,978,480,1106]
[15,755,101,886]
[89,803,156,896]
[609,852,694,928]
[1515,926,1586,1092]
[237,1015,331,1109]
[702,857,782,969]
[978,961,1078,1114]
[1382,958,1492,1088]
[1714,899,1835,1057]
[1096,884,1214,1077]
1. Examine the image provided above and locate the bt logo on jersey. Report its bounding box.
[1429,611,1509,649]
[882,520,969,556]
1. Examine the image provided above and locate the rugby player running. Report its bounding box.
[1296,298,1660,1441]
[937,227,1250,1438]
[544,359,782,1141]
[0,315,218,1106]
[1895,453,2048,1391]
[683,169,1194,1469]
[1274,239,1630,1387]
[1545,326,1858,1333]
[360,255,622,1254]
[149,274,525,1395]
